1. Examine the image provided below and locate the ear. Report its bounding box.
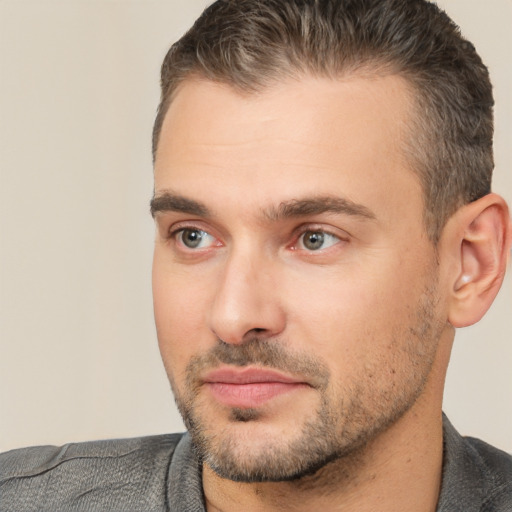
[443,193,511,328]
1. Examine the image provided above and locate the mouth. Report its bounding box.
[202,367,310,409]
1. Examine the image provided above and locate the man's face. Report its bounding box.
[152,75,447,482]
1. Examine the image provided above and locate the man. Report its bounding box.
[1,0,511,510]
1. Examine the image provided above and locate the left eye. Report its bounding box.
[298,230,340,251]
[176,228,217,249]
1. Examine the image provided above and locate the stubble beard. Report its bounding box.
[166,281,443,484]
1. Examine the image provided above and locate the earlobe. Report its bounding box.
[447,193,511,328]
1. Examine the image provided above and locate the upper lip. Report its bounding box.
[202,366,306,385]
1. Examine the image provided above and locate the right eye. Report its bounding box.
[175,228,217,249]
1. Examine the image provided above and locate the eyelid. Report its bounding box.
[292,223,350,241]
[177,228,217,250]
[288,223,350,251]
[167,221,223,253]
[166,220,214,239]
[161,220,348,253]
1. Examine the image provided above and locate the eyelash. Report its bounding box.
[166,223,347,253]
[175,228,218,250]
[290,223,348,251]
[292,230,341,251]
[167,223,220,250]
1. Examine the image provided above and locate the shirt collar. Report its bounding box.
[436,414,485,512]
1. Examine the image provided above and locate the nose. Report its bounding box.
[207,248,286,345]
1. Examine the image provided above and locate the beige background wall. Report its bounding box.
[0,0,510,453]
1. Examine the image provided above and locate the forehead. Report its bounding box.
[153,75,422,228]
[157,73,413,154]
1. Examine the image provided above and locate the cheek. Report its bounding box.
[152,251,214,372]
[286,263,393,329]
[282,261,424,370]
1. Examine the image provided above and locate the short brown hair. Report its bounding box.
[152,0,494,242]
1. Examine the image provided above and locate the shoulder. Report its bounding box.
[0,433,186,512]
[464,436,512,510]
[439,415,512,512]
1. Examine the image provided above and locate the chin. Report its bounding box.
[185,401,345,482]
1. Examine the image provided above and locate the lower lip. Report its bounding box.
[205,382,307,408]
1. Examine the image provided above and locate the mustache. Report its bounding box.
[185,338,330,390]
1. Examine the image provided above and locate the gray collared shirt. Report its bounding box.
[1,416,511,511]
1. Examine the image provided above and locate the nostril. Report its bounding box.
[240,327,269,343]
[247,328,268,338]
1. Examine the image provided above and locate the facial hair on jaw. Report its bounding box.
[167,281,442,483]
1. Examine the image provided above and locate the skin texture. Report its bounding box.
[152,75,510,511]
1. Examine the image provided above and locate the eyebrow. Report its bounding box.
[150,192,210,218]
[265,196,376,222]
[150,191,376,222]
